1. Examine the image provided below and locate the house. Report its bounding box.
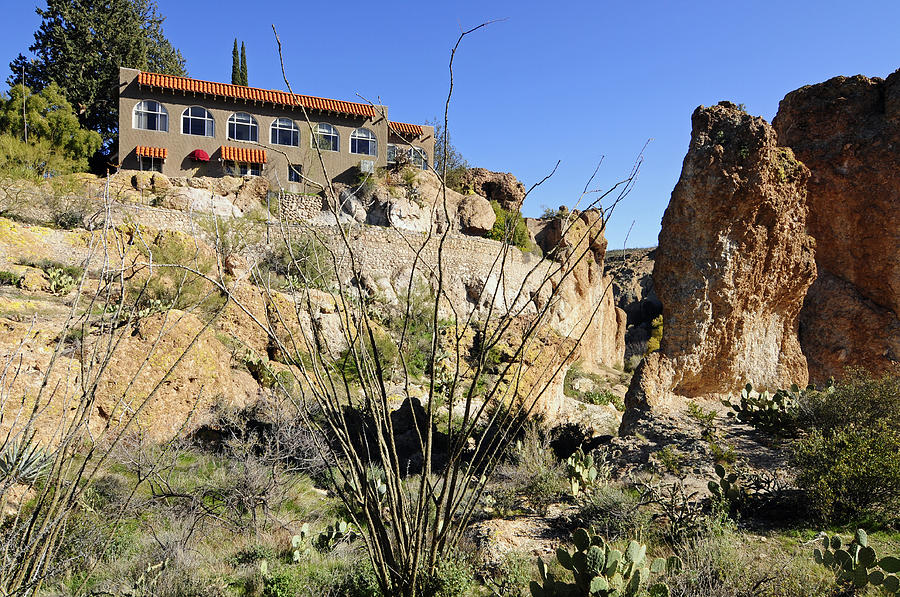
[117,67,434,191]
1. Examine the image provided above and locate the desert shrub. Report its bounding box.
[486,551,533,597]
[0,270,21,286]
[644,315,663,355]
[131,231,225,313]
[376,280,442,379]
[791,370,900,524]
[335,326,399,384]
[199,211,263,262]
[667,523,835,597]
[17,257,83,282]
[624,354,642,373]
[486,200,530,250]
[575,484,651,540]
[259,231,335,291]
[794,425,900,525]
[419,552,475,597]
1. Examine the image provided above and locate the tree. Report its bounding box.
[8,0,186,144]
[426,118,468,190]
[0,83,102,177]
[240,41,248,86]
[231,39,240,85]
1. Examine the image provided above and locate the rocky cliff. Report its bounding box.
[774,70,900,383]
[622,102,817,432]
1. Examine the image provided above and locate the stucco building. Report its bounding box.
[117,67,434,191]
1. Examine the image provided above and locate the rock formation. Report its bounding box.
[459,168,527,211]
[622,102,816,433]
[604,248,661,359]
[773,71,900,383]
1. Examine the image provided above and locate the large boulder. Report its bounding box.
[622,102,816,433]
[773,70,900,383]
[457,194,496,235]
[459,168,526,211]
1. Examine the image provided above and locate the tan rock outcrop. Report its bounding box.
[773,70,900,383]
[622,102,816,433]
[459,168,526,211]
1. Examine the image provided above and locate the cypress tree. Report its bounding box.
[239,41,247,86]
[231,39,240,85]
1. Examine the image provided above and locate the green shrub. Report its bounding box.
[813,529,900,594]
[644,315,663,355]
[794,425,900,524]
[487,200,531,250]
[133,231,223,312]
[259,231,335,291]
[487,551,533,597]
[0,270,21,286]
[576,485,651,541]
[791,371,900,524]
[420,553,475,597]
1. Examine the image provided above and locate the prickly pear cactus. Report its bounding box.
[814,529,900,594]
[566,449,600,497]
[530,528,681,597]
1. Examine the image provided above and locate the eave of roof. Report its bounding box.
[137,71,378,118]
[389,121,425,137]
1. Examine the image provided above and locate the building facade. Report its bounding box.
[117,67,434,191]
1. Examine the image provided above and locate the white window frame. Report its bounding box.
[350,127,377,156]
[409,146,427,170]
[133,100,168,132]
[387,143,399,164]
[288,163,302,182]
[270,117,300,146]
[225,161,262,177]
[227,112,259,142]
[138,155,163,172]
[181,106,214,137]
[311,123,339,152]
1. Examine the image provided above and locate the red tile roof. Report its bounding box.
[389,121,424,137]
[137,71,377,118]
[135,145,167,159]
[221,146,267,164]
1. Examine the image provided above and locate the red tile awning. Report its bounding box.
[188,149,210,162]
[135,146,167,159]
[138,71,377,118]
[390,121,424,137]
[220,146,267,164]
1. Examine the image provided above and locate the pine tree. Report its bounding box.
[8,0,186,143]
[231,39,240,85]
[239,42,248,86]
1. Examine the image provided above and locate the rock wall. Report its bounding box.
[773,70,900,383]
[622,102,816,433]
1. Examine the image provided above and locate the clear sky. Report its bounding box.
[4,0,900,248]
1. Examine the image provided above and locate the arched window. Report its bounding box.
[133,100,168,131]
[182,106,214,137]
[350,127,377,156]
[270,117,299,146]
[227,112,258,142]
[311,123,339,152]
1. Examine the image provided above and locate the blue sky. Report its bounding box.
[5,0,900,248]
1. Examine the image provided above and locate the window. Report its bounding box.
[225,161,262,176]
[288,164,302,183]
[227,112,258,142]
[409,147,427,170]
[182,106,214,137]
[270,118,300,146]
[311,123,339,152]
[138,156,163,172]
[387,144,398,164]
[350,127,377,156]
[133,100,168,131]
